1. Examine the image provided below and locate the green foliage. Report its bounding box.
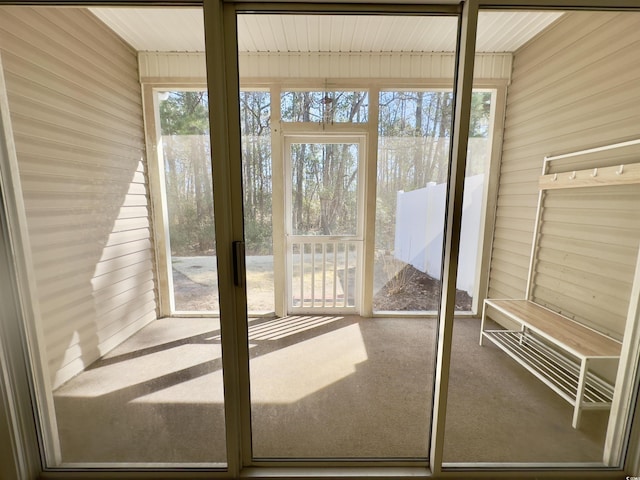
[160,91,210,135]
[469,91,492,137]
[160,91,215,256]
[244,221,273,255]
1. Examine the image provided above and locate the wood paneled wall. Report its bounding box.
[0,7,156,389]
[489,11,640,338]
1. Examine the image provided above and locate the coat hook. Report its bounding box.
[552,173,558,181]
[616,164,624,175]
[569,171,576,180]
[591,168,598,177]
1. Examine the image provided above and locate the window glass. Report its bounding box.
[0,5,227,466]
[240,90,275,314]
[281,91,369,123]
[373,90,492,313]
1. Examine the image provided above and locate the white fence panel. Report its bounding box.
[394,174,484,295]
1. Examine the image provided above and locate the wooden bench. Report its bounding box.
[480,299,622,428]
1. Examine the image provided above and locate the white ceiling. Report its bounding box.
[90,8,563,54]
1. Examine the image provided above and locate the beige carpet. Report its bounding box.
[53,316,608,465]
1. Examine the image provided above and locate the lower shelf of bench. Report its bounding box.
[482,329,614,410]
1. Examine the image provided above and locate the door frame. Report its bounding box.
[2,1,639,478]
[282,134,367,315]
[0,52,61,468]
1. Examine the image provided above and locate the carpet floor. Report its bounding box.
[53,316,608,465]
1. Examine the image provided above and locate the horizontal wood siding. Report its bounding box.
[0,7,156,389]
[488,11,640,338]
[534,185,640,340]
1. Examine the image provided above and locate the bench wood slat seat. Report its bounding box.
[480,298,622,429]
[485,299,622,358]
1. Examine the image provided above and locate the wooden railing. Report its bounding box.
[288,237,361,310]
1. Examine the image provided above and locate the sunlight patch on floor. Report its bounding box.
[250,323,367,403]
[208,316,346,342]
[54,343,220,397]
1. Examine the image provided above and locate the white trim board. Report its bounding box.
[139,51,513,82]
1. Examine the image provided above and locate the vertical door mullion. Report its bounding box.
[355,136,366,312]
[271,85,286,317]
[284,136,297,312]
[429,0,478,474]
[361,89,379,316]
[204,0,251,474]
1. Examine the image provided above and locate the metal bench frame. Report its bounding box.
[480,299,621,428]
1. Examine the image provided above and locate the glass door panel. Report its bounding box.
[239,11,458,461]
[0,5,227,466]
[444,9,640,466]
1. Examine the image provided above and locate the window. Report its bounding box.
[281,90,369,123]
[0,2,639,479]
[373,90,494,313]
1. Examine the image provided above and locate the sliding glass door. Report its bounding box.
[238,12,459,461]
[2,1,638,477]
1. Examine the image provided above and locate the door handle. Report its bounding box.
[232,240,245,287]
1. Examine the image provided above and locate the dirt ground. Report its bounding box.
[171,256,472,313]
[371,264,472,312]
